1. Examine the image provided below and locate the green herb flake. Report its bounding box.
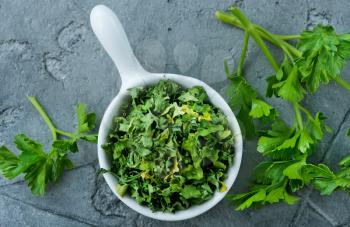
[102,80,235,212]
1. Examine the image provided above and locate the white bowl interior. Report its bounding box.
[97,73,243,221]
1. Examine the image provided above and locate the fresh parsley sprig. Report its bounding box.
[216,6,350,93]
[0,97,97,195]
[216,6,350,210]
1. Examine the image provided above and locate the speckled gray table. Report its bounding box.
[1,0,350,226]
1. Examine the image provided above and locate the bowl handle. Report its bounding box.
[90,5,147,88]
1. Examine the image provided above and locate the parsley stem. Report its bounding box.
[56,129,76,138]
[293,102,303,129]
[334,77,350,92]
[215,11,300,40]
[228,8,280,71]
[246,27,280,71]
[27,96,57,141]
[215,11,244,29]
[215,11,302,58]
[253,25,301,59]
[297,103,312,119]
[237,31,250,76]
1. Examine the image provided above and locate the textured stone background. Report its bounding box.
[1,0,350,226]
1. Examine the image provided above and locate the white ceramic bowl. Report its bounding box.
[91,5,243,221]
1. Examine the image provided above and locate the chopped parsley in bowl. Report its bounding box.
[102,80,235,212]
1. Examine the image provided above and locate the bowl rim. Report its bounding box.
[97,74,243,221]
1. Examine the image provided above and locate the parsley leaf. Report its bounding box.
[227,160,302,210]
[0,135,74,195]
[272,65,306,102]
[226,74,257,138]
[0,146,21,179]
[75,103,98,142]
[302,157,350,196]
[249,98,275,119]
[225,68,277,138]
[297,25,350,92]
[0,98,97,195]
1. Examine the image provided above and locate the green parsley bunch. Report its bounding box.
[216,6,350,210]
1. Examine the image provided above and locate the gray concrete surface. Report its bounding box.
[1,0,350,226]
